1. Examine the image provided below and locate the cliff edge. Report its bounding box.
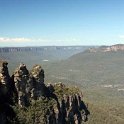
[87,44,124,53]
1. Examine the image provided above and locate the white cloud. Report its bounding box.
[0,37,81,46]
[32,38,81,45]
[0,37,32,42]
[118,35,124,39]
[0,37,80,43]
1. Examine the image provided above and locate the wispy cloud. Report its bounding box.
[0,37,32,42]
[35,38,81,46]
[0,37,80,43]
[56,38,81,42]
[118,35,124,39]
[0,37,81,46]
[37,38,81,42]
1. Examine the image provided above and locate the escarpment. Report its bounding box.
[0,61,90,124]
[87,44,124,53]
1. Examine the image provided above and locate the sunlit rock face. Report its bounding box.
[88,44,124,53]
[13,64,46,106]
[29,65,46,100]
[30,65,44,83]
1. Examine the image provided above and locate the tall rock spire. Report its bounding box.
[13,63,30,107]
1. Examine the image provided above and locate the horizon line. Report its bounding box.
[0,44,123,48]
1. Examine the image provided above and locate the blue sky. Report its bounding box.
[0,0,124,46]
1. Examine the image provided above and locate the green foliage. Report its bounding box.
[13,99,56,123]
[54,84,80,99]
[44,51,124,124]
[85,103,124,124]
[12,85,82,124]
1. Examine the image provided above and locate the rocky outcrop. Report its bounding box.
[0,61,16,123]
[13,63,46,106]
[29,65,46,100]
[0,61,90,124]
[88,44,124,53]
[13,63,31,107]
[45,92,90,124]
[0,61,16,103]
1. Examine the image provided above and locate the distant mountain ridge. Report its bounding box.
[0,46,89,53]
[0,46,92,74]
[87,44,124,53]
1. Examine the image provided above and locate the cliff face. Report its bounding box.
[88,44,124,53]
[0,47,44,52]
[0,46,85,53]
[0,61,90,124]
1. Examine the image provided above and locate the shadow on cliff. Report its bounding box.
[0,82,17,124]
[80,100,90,122]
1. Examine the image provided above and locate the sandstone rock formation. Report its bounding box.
[43,84,90,124]
[30,65,45,100]
[0,61,90,124]
[88,44,124,53]
[13,63,30,107]
[13,64,47,106]
[0,61,16,123]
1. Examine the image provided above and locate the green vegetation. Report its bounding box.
[12,84,83,124]
[13,99,56,124]
[44,51,124,124]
